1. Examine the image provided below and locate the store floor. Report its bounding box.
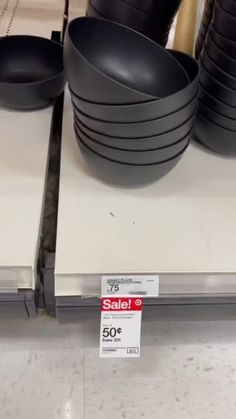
[1,310,236,419]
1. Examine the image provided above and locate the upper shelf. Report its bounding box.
[55,91,236,296]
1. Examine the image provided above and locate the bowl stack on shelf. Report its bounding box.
[195,0,236,154]
[64,17,199,186]
[86,0,182,47]
[195,0,215,59]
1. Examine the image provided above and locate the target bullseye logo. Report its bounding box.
[135,299,142,307]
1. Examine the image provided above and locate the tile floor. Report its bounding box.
[1,308,236,418]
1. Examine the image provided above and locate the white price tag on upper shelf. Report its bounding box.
[100,297,143,358]
[101,275,159,297]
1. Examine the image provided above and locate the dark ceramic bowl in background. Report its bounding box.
[199,83,236,119]
[213,1,236,42]
[74,111,195,150]
[200,64,236,107]
[201,47,236,90]
[210,25,236,60]
[199,100,236,131]
[206,31,236,78]
[64,17,189,104]
[195,112,236,154]
[219,0,236,16]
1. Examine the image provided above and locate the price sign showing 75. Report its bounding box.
[107,283,120,294]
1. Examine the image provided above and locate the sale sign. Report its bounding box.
[100,297,144,358]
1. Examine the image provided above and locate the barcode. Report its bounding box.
[129,291,147,295]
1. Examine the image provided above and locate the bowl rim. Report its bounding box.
[76,132,190,166]
[69,84,198,122]
[75,118,193,152]
[72,91,198,124]
[74,108,197,140]
[66,16,189,100]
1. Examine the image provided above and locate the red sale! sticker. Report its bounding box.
[100,297,144,358]
[102,297,143,311]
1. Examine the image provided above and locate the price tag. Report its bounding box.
[100,297,143,358]
[101,275,159,297]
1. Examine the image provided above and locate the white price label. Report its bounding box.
[101,275,159,297]
[100,297,143,358]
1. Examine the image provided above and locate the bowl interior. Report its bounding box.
[0,35,63,84]
[67,17,189,98]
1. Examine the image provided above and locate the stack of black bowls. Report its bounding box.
[195,0,215,59]
[195,0,236,154]
[64,17,199,187]
[86,0,182,47]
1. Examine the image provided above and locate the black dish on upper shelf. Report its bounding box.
[0,35,65,110]
[64,17,189,104]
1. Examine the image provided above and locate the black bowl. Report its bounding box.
[121,0,182,20]
[90,0,151,31]
[75,123,190,164]
[0,35,65,110]
[87,1,172,40]
[213,1,236,42]
[195,112,236,155]
[199,101,236,131]
[200,64,236,107]
[74,111,196,150]
[77,136,188,186]
[73,95,196,138]
[205,30,236,78]
[69,50,199,122]
[220,0,236,16]
[210,25,236,61]
[201,47,236,90]
[199,83,236,119]
[64,17,189,104]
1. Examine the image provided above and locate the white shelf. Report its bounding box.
[0,107,53,290]
[55,92,236,297]
[0,0,65,290]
